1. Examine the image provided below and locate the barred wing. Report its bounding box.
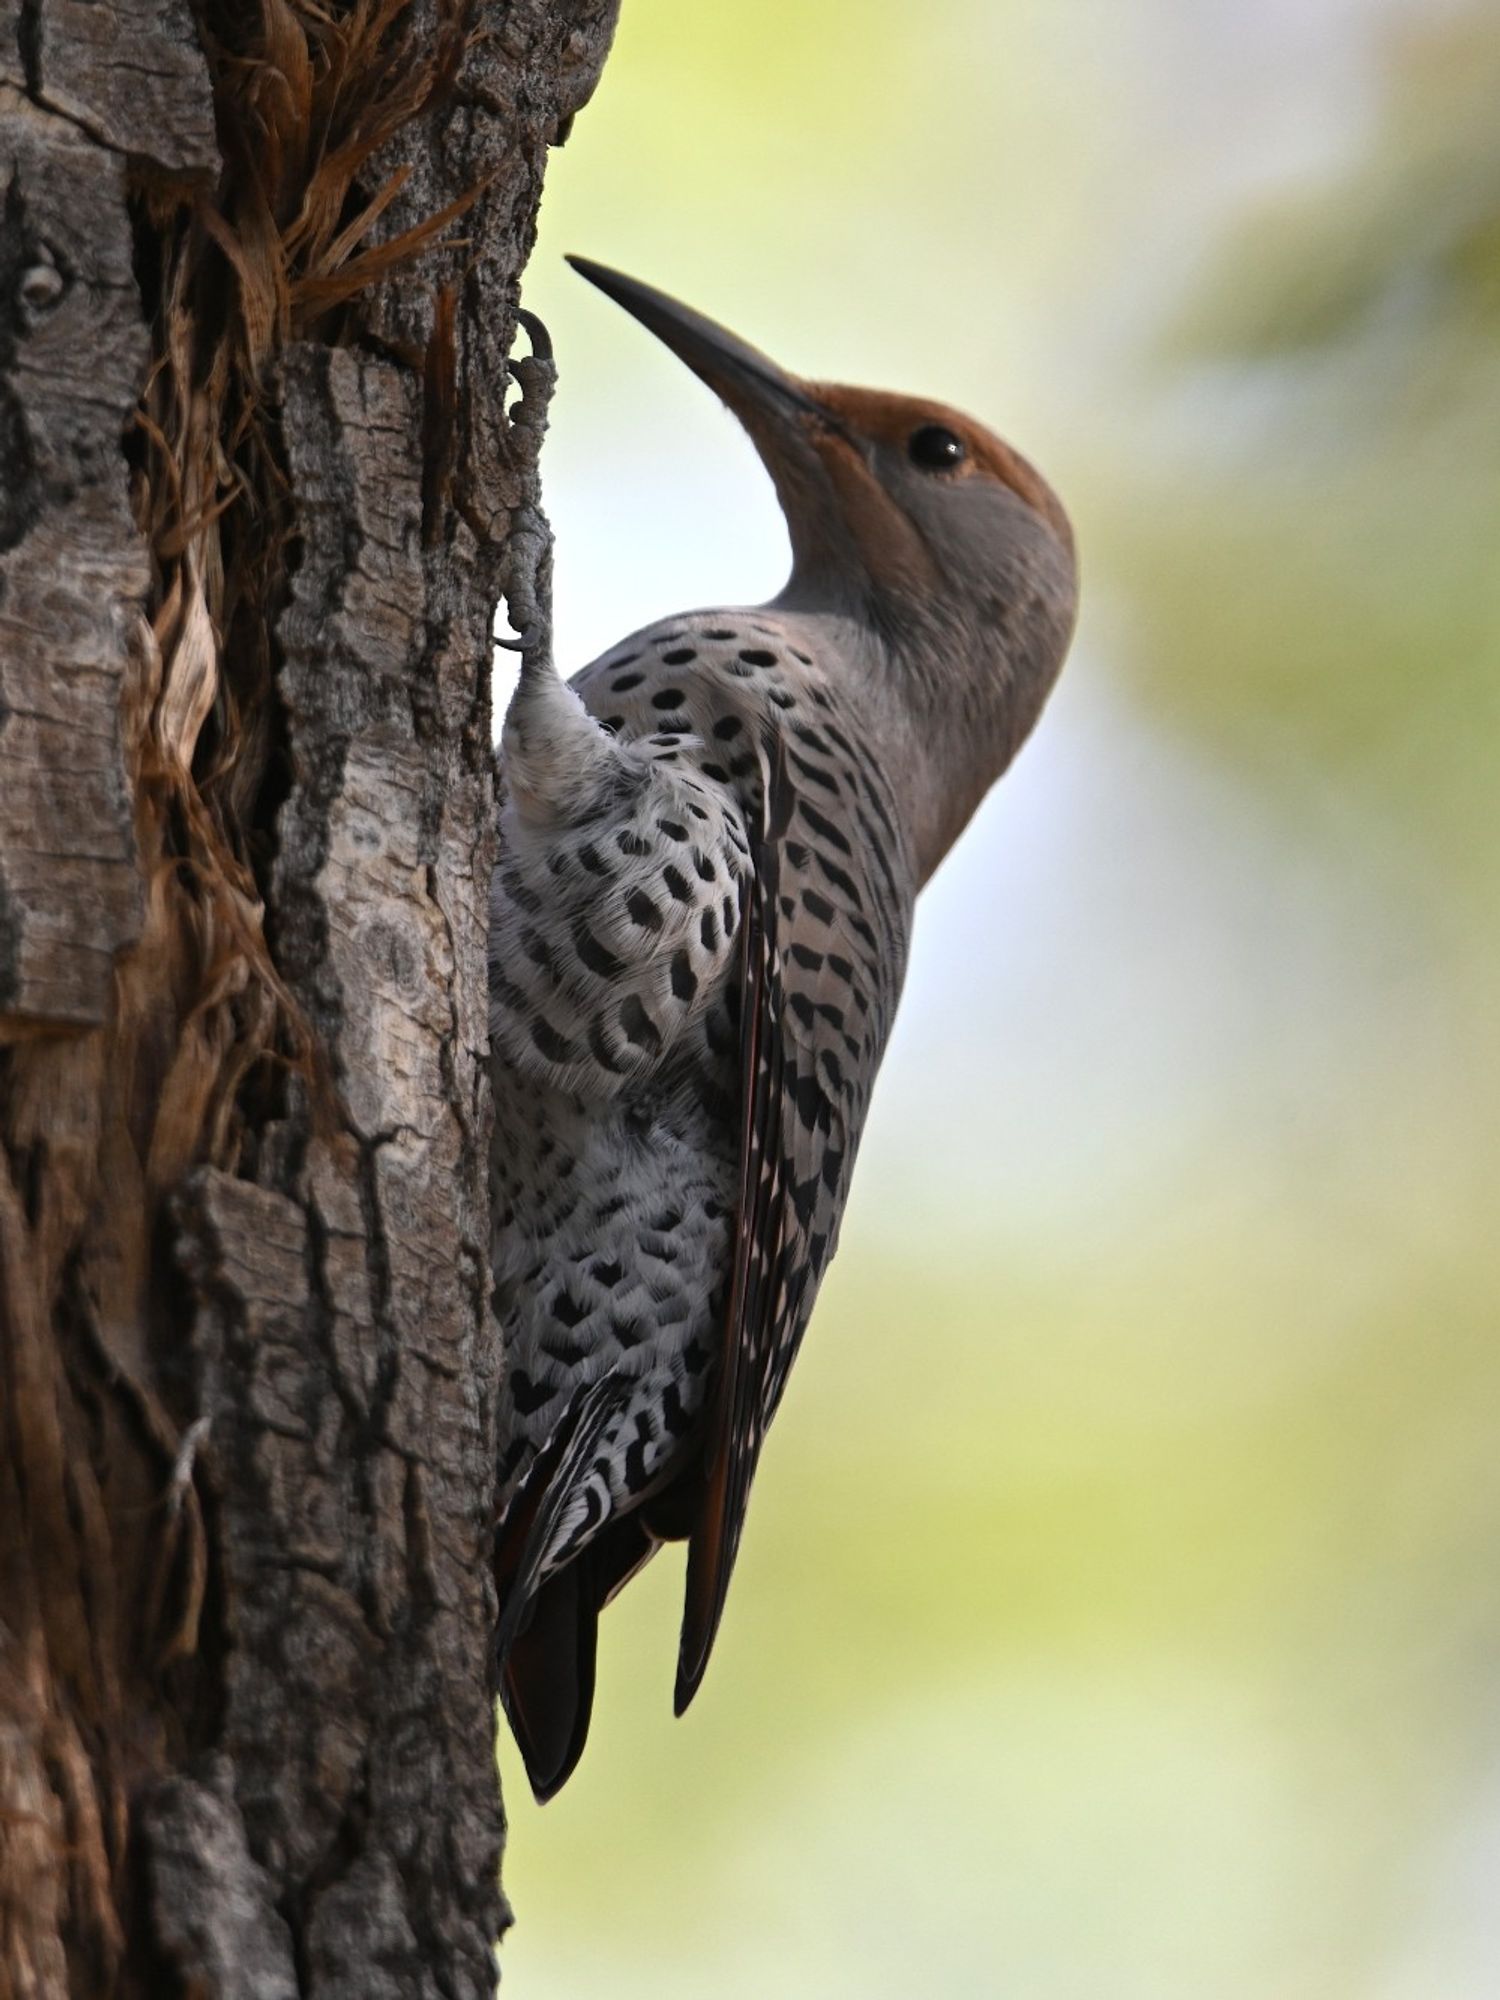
[676,722,912,1710]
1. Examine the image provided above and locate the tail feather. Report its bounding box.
[500,1514,662,1801]
[502,1561,597,1803]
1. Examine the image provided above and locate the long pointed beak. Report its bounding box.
[566,258,918,600]
[566,255,835,435]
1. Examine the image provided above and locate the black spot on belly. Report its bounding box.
[671,950,698,1003]
[652,687,687,710]
[508,1370,555,1416]
[661,647,697,666]
[591,1259,625,1288]
[573,920,623,978]
[700,908,719,952]
[739,648,777,668]
[521,927,558,975]
[612,670,645,691]
[617,828,651,857]
[501,868,544,914]
[626,889,663,932]
[551,1290,589,1328]
[658,818,689,841]
[619,994,662,1051]
[530,1017,575,1062]
[713,714,743,740]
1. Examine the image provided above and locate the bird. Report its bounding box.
[489,256,1078,1800]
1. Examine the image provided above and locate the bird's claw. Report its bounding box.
[506,305,558,472]
[514,306,554,365]
[496,620,546,656]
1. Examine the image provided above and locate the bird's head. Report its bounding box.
[567,257,1078,878]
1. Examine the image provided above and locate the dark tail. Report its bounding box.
[501,1560,598,1803]
[499,1511,661,1801]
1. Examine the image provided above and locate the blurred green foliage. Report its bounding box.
[1126,8,1500,894]
[501,4,1500,1993]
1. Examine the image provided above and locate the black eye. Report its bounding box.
[907,424,966,471]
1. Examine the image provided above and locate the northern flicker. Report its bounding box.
[491,258,1078,1800]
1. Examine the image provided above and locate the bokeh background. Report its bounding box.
[495,2,1500,1992]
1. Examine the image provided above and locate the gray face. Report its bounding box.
[876,439,1074,598]
[875,438,1076,648]
[815,425,1078,880]
[860,431,1077,745]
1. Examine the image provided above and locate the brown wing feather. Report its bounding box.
[677,724,910,1711]
[676,746,787,1708]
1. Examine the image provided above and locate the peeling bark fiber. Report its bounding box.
[0,2,618,1992]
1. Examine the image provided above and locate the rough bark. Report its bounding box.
[0,2,617,1993]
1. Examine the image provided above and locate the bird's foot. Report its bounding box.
[506,307,556,468]
[498,306,558,678]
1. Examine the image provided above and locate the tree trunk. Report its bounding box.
[0,2,616,1991]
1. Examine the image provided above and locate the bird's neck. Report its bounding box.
[763,589,1010,889]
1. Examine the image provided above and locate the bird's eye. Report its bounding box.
[907,424,967,471]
